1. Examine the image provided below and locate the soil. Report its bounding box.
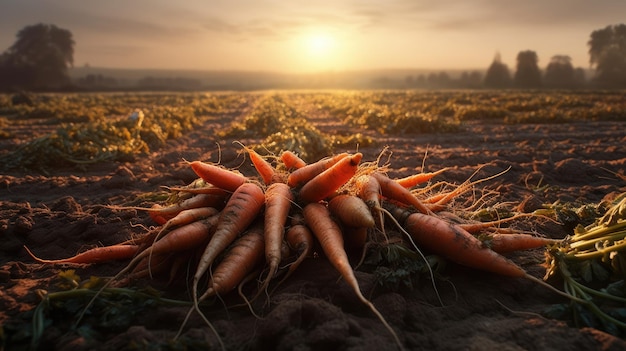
[1,111,626,350]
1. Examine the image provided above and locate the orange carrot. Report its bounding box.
[189,161,248,192]
[148,204,168,225]
[163,184,232,196]
[199,223,265,301]
[116,192,228,224]
[246,147,279,185]
[395,168,449,188]
[124,252,174,282]
[401,212,526,277]
[287,152,348,188]
[456,214,533,234]
[328,194,375,228]
[76,214,222,329]
[372,172,432,215]
[280,150,307,170]
[270,223,314,295]
[259,183,294,293]
[298,153,363,204]
[24,244,139,265]
[193,182,265,302]
[482,233,560,254]
[303,203,403,349]
[356,174,384,230]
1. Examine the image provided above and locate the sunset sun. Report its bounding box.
[305,32,335,56]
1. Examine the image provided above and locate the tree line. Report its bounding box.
[1,23,626,91]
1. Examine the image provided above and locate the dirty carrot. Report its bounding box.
[273,224,314,290]
[482,233,561,254]
[303,202,404,350]
[356,174,384,230]
[24,244,139,265]
[399,210,583,302]
[75,215,220,326]
[372,172,432,215]
[287,152,348,188]
[199,223,265,301]
[402,211,526,277]
[395,167,449,188]
[112,192,228,224]
[328,194,375,228]
[298,153,363,204]
[189,161,248,192]
[280,150,307,170]
[192,182,265,303]
[259,183,294,294]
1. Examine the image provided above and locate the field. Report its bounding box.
[1,90,626,350]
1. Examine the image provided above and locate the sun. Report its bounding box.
[304,32,335,57]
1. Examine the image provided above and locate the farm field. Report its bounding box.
[1,90,626,350]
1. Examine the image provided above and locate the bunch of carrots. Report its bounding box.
[25,147,568,350]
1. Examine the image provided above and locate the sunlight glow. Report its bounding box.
[292,29,343,72]
[305,33,335,56]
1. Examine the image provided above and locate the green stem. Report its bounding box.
[567,240,626,260]
[568,231,626,250]
[572,221,626,243]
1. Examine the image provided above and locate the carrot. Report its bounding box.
[123,252,174,282]
[192,182,265,303]
[303,203,403,350]
[245,147,280,185]
[482,233,561,254]
[24,244,139,265]
[189,161,248,192]
[298,153,363,204]
[75,215,221,328]
[163,184,232,196]
[267,223,315,297]
[280,150,307,170]
[114,192,228,224]
[401,212,526,277]
[148,204,169,225]
[259,182,294,294]
[355,174,384,230]
[287,152,348,188]
[140,207,218,247]
[372,172,432,215]
[328,194,375,228]
[456,213,534,234]
[395,167,449,188]
[199,223,265,301]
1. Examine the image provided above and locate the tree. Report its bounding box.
[484,52,512,88]
[544,55,576,89]
[514,50,542,88]
[588,24,626,88]
[0,23,75,90]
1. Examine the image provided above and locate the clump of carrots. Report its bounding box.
[26,146,569,350]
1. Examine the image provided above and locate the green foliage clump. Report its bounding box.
[543,194,626,336]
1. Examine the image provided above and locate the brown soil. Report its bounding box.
[1,114,626,350]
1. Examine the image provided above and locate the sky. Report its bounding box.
[1,0,625,73]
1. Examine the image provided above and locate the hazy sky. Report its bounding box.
[1,0,624,73]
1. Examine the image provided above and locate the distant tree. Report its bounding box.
[0,23,74,90]
[514,50,542,88]
[459,71,483,88]
[437,71,451,88]
[544,55,576,89]
[574,68,587,87]
[484,52,512,88]
[588,24,626,88]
